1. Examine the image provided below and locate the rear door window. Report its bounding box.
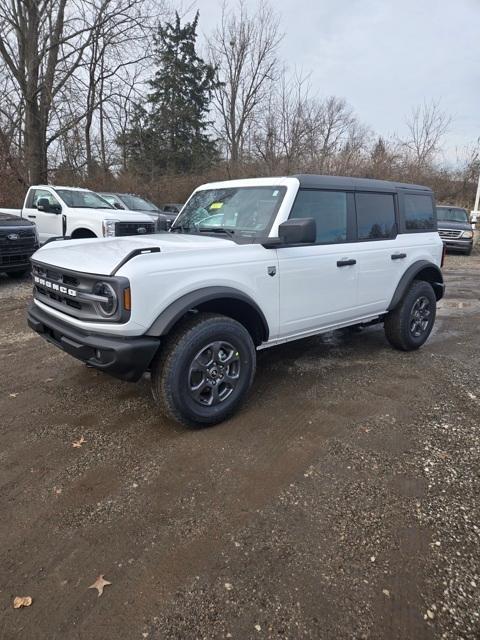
[289,189,348,244]
[355,192,396,240]
[404,194,435,230]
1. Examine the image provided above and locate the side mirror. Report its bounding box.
[278,218,316,244]
[114,202,124,210]
[36,197,50,212]
[37,197,62,214]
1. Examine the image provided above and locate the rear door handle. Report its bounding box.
[391,253,406,260]
[337,259,356,267]
[27,215,36,219]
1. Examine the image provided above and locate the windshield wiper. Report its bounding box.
[170,223,191,233]
[198,228,235,236]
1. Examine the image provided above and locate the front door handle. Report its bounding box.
[391,253,406,260]
[337,259,356,267]
[27,214,36,219]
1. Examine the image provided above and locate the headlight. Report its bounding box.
[461,230,473,239]
[102,219,118,237]
[93,282,118,316]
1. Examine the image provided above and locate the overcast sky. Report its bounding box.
[192,0,479,162]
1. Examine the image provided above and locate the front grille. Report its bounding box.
[0,230,36,256]
[0,228,35,240]
[115,222,155,236]
[32,261,130,323]
[439,229,462,239]
[0,253,31,266]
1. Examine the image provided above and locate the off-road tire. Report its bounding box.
[384,280,436,351]
[151,313,256,428]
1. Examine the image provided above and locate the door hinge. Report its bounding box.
[267,266,276,277]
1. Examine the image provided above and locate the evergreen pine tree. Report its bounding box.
[123,12,218,176]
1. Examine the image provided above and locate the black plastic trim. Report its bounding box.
[387,260,445,310]
[110,247,161,276]
[146,286,269,340]
[27,303,159,382]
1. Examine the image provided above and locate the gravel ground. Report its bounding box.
[0,246,479,640]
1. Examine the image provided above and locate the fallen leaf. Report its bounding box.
[224,582,233,591]
[426,609,435,620]
[88,574,111,597]
[254,624,261,632]
[13,596,32,609]
[382,589,390,597]
[53,487,62,495]
[370,556,376,562]
[72,436,86,448]
[9,393,18,398]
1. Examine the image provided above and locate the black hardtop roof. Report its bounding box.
[293,174,432,193]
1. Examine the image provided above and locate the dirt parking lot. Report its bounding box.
[0,249,479,640]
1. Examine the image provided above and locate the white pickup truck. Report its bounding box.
[3,185,157,244]
[27,175,445,428]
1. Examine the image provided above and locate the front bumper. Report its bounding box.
[442,238,473,253]
[27,303,160,382]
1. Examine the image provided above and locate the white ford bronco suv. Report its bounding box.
[6,185,157,244]
[27,175,445,427]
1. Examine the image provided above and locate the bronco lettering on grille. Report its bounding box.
[33,275,77,297]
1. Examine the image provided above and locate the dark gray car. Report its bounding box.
[436,206,474,255]
[98,192,177,230]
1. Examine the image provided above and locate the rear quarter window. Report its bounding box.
[355,192,396,240]
[404,193,435,231]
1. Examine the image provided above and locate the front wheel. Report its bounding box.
[384,280,436,351]
[151,313,256,428]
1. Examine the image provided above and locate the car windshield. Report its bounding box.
[437,207,469,223]
[100,194,125,209]
[171,186,287,239]
[119,194,158,212]
[56,189,114,209]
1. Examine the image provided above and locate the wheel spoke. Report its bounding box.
[409,295,432,337]
[188,340,242,407]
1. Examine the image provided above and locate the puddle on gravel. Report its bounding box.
[438,299,480,315]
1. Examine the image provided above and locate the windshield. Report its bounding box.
[171,186,287,239]
[119,194,159,212]
[100,194,125,209]
[437,207,469,223]
[56,189,114,209]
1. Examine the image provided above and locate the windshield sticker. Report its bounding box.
[272,190,279,197]
[209,202,223,210]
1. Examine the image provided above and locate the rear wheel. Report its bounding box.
[151,313,256,427]
[6,270,29,279]
[384,280,436,351]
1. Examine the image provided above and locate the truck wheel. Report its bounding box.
[151,313,256,428]
[384,280,436,351]
[7,270,29,279]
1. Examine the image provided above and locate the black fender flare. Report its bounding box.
[387,260,445,311]
[146,286,270,340]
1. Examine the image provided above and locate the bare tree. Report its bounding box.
[253,69,312,174]
[402,101,451,169]
[0,0,158,184]
[209,1,282,170]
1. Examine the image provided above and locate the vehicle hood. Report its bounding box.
[437,219,472,231]
[32,232,234,276]
[69,207,154,223]
[0,211,34,227]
